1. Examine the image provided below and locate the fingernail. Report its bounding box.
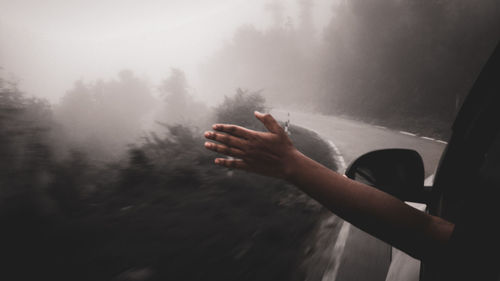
[212,124,219,130]
[214,159,221,164]
[204,142,211,148]
[204,131,211,138]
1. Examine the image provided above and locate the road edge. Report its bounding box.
[293,127,349,281]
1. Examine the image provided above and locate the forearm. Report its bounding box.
[286,149,454,260]
[204,114,454,260]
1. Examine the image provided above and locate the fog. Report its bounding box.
[4,0,498,126]
[0,0,332,102]
[1,1,500,280]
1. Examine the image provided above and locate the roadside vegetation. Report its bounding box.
[0,74,337,281]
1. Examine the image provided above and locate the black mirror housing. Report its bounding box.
[345,149,428,203]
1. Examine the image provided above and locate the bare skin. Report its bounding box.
[204,111,454,261]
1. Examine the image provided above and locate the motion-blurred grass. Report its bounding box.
[1,88,337,281]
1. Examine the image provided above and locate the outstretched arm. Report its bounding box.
[203,111,454,261]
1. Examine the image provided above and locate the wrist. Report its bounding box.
[282,148,305,182]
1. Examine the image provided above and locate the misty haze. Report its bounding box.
[1,1,499,280]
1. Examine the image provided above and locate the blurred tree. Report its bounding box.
[200,22,319,108]
[157,68,209,127]
[159,68,190,123]
[0,73,55,216]
[55,70,156,159]
[215,88,267,130]
[201,0,499,138]
[318,0,500,137]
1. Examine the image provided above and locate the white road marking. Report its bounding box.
[328,140,346,174]
[322,221,351,281]
[420,136,435,141]
[436,140,448,144]
[299,132,350,281]
[324,140,349,281]
[295,125,347,173]
[424,174,435,186]
[399,131,417,137]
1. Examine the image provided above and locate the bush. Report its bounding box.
[0,77,55,217]
[1,88,338,281]
[215,88,267,130]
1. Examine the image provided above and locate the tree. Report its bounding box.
[157,68,208,126]
[55,70,156,158]
[318,0,500,137]
[199,22,319,107]
[159,68,190,123]
[0,73,54,216]
[215,88,267,130]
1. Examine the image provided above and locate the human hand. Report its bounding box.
[204,111,301,179]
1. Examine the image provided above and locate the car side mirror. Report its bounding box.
[345,149,429,204]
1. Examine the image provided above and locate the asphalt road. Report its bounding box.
[272,110,447,281]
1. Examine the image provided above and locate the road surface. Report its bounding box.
[272,110,447,281]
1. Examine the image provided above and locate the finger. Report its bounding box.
[204,141,245,158]
[254,111,284,134]
[204,131,246,149]
[214,158,249,170]
[212,124,254,139]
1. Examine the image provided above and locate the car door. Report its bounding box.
[421,41,500,280]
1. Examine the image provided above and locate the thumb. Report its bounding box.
[254,111,284,134]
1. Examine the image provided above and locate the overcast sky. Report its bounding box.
[0,0,333,102]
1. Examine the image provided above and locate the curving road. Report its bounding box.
[272,109,447,281]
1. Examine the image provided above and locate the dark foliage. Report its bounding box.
[0,77,54,217]
[0,85,337,281]
[318,0,500,139]
[201,0,500,139]
[215,88,267,130]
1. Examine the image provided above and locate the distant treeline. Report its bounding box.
[201,0,500,138]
